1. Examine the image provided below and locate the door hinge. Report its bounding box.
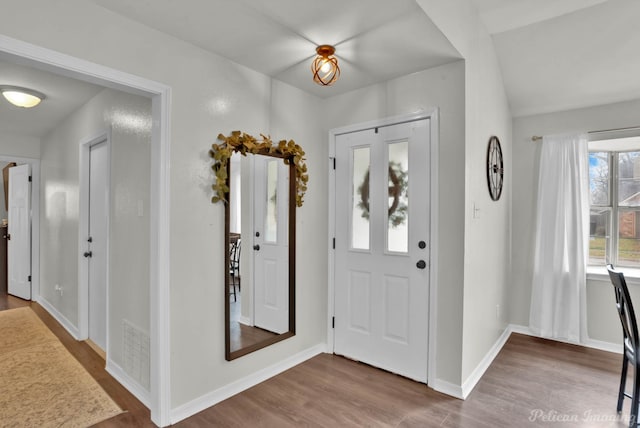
[28,275,31,282]
[332,157,336,170]
[28,175,32,182]
[332,237,335,249]
[332,317,335,329]
[374,127,379,134]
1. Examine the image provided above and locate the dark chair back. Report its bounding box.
[607,264,639,359]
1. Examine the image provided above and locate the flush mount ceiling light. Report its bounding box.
[311,45,340,86]
[0,85,46,108]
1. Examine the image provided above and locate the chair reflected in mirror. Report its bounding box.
[229,233,241,301]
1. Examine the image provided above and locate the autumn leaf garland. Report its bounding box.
[209,131,309,207]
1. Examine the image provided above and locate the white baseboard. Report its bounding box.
[460,326,512,399]
[170,344,326,425]
[37,297,81,339]
[446,323,621,401]
[508,323,621,354]
[583,338,621,354]
[238,316,251,326]
[430,378,464,399]
[106,359,151,408]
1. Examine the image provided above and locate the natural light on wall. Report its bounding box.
[0,85,45,108]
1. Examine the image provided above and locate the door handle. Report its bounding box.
[83,251,93,258]
[416,260,426,269]
[253,245,260,251]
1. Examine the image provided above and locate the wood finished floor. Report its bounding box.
[0,292,630,427]
[229,291,277,353]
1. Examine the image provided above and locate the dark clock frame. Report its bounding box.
[486,136,504,201]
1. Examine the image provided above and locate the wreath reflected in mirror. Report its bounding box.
[357,161,408,227]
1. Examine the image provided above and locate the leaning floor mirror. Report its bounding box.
[210,132,307,361]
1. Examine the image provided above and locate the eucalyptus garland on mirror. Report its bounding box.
[209,131,308,207]
[357,161,408,227]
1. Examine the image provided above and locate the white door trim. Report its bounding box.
[0,155,39,302]
[0,35,172,426]
[327,110,439,385]
[78,131,111,348]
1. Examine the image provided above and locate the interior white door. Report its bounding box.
[7,164,31,300]
[334,119,430,382]
[253,155,289,334]
[87,141,109,351]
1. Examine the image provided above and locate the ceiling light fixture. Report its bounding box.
[0,85,46,108]
[311,45,340,86]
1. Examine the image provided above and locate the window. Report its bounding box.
[589,143,640,267]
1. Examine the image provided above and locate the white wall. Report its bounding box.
[0,0,516,416]
[324,60,466,385]
[512,98,640,346]
[0,0,328,412]
[0,133,41,159]
[416,0,512,386]
[39,88,151,386]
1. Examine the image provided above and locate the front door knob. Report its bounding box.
[253,245,260,251]
[83,251,93,258]
[416,260,426,269]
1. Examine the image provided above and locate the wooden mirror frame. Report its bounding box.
[224,150,296,361]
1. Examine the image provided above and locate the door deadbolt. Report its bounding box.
[418,241,426,249]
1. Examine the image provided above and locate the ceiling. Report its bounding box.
[0,57,104,138]
[89,0,462,99]
[471,0,640,117]
[1,0,638,139]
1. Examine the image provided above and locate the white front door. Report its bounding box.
[334,119,430,382]
[7,164,31,300]
[87,141,109,351]
[253,155,289,334]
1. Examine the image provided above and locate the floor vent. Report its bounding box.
[122,319,150,391]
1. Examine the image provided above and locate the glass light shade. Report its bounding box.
[311,45,340,86]
[1,86,45,108]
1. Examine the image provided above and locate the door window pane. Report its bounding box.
[589,208,610,266]
[352,147,370,250]
[387,141,409,253]
[589,152,609,205]
[618,151,640,206]
[618,208,640,267]
[265,159,278,243]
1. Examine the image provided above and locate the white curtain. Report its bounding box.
[529,133,589,342]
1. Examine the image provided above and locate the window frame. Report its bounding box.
[589,148,640,267]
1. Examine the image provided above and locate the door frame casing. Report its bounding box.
[327,110,439,385]
[0,35,172,426]
[78,131,111,349]
[0,155,40,302]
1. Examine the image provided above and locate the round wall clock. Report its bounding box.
[486,136,504,201]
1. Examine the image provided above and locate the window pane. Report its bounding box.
[618,209,640,267]
[264,159,278,243]
[589,209,610,266]
[352,147,370,250]
[589,152,609,205]
[387,141,409,253]
[618,151,640,206]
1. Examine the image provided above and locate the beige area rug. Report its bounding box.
[0,307,122,427]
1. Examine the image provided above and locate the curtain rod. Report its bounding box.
[531,125,640,142]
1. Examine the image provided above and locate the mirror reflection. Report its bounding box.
[225,151,295,360]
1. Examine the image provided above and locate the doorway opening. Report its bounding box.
[0,36,171,425]
[0,156,40,303]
